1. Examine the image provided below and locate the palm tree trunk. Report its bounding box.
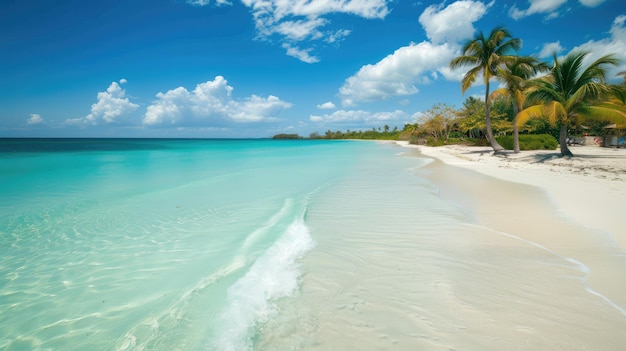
[512,104,520,153]
[559,124,573,156]
[485,84,504,152]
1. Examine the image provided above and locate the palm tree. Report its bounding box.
[518,51,626,156]
[490,56,550,153]
[450,26,521,152]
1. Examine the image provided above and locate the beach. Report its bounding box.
[257,141,626,350]
[401,142,626,249]
[402,142,626,348]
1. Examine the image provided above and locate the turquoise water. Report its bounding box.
[4,139,626,350]
[0,139,412,350]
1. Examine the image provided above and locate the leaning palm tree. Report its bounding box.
[518,51,626,156]
[450,26,521,152]
[490,56,550,153]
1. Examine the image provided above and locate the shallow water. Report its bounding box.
[2,139,625,350]
[0,139,362,350]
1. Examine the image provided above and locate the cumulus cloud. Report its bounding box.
[317,102,336,110]
[509,0,567,20]
[27,113,44,125]
[419,0,493,44]
[191,0,391,63]
[339,41,457,106]
[336,1,491,106]
[74,79,139,125]
[143,76,292,126]
[538,41,565,58]
[309,109,409,124]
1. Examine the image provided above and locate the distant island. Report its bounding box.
[272,134,303,139]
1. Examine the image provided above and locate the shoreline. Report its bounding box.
[264,141,626,349]
[394,141,626,251]
[394,141,626,319]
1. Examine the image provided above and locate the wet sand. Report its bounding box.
[257,142,626,350]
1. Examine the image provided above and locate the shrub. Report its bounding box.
[426,137,446,146]
[496,134,558,150]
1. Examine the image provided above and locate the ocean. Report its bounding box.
[2,138,626,350]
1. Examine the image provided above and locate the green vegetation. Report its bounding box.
[496,134,558,150]
[308,126,404,140]
[272,133,303,139]
[450,27,626,156]
[519,51,626,156]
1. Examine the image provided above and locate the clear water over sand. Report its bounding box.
[1,139,625,350]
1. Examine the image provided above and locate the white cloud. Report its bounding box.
[143,76,292,126]
[27,113,44,125]
[187,0,231,6]
[578,0,606,7]
[538,41,564,58]
[274,18,328,41]
[78,79,139,125]
[234,95,292,122]
[509,0,567,20]
[419,0,492,44]
[569,15,626,79]
[339,41,456,106]
[317,102,336,110]
[309,109,409,124]
[233,0,391,62]
[336,1,491,106]
[282,44,320,63]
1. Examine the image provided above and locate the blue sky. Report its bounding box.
[2,0,625,138]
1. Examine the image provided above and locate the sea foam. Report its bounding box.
[212,214,315,351]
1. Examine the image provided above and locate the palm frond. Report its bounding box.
[544,101,567,124]
[489,87,508,101]
[517,104,545,126]
[582,105,626,128]
[449,55,480,69]
[461,66,482,93]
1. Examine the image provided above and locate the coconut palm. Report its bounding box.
[518,51,626,156]
[490,56,550,153]
[449,26,521,152]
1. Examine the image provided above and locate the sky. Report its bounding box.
[1,0,626,138]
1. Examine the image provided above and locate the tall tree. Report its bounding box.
[518,51,626,156]
[491,56,550,153]
[449,26,521,152]
[419,103,459,142]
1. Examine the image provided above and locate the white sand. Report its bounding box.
[394,142,626,349]
[396,141,626,251]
